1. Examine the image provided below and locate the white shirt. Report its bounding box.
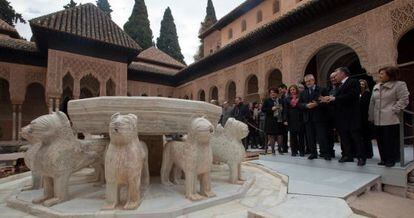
[341,77,349,84]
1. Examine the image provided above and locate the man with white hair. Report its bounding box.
[299,74,330,160]
[321,67,366,166]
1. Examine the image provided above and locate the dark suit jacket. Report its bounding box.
[334,78,361,131]
[299,85,329,123]
[231,103,250,122]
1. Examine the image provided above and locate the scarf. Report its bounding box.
[290,94,299,107]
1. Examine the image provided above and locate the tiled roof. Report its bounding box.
[0,19,19,38]
[0,35,38,52]
[137,46,186,68]
[129,61,180,76]
[29,3,140,51]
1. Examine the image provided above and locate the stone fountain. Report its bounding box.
[6,97,285,217]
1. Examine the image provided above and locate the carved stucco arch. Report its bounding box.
[62,72,74,91]
[25,71,46,88]
[197,89,206,101]
[391,1,414,51]
[209,85,219,101]
[225,80,237,102]
[264,68,283,91]
[296,39,370,83]
[391,1,414,65]
[80,73,100,97]
[245,74,259,94]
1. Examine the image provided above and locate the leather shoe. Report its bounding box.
[377,161,385,166]
[385,162,395,167]
[338,156,353,163]
[308,154,318,160]
[299,153,305,157]
[357,158,366,166]
[324,156,331,161]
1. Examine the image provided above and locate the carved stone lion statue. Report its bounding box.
[211,118,249,184]
[20,112,108,207]
[20,129,42,191]
[102,113,149,210]
[161,117,216,201]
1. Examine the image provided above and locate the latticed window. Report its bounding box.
[273,0,280,14]
[257,10,263,23]
[228,28,233,39]
[241,20,247,32]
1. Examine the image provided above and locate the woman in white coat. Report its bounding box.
[369,66,410,167]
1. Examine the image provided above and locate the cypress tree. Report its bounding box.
[0,0,25,26]
[156,7,185,64]
[96,0,112,18]
[63,0,77,9]
[124,0,154,49]
[194,0,217,61]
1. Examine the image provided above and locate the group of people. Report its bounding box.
[219,66,409,167]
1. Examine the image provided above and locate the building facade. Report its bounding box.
[0,0,413,141]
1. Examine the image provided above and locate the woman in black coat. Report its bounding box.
[262,88,284,154]
[360,79,373,158]
[283,85,305,156]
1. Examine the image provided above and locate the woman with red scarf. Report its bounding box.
[283,85,305,156]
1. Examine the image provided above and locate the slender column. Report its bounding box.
[74,79,80,99]
[99,81,106,96]
[55,98,60,111]
[17,105,22,140]
[48,98,54,114]
[12,105,17,141]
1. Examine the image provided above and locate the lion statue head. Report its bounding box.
[21,111,73,144]
[224,118,248,141]
[109,112,138,145]
[188,117,214,145]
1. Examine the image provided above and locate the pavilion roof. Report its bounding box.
[29,3,141,51]
[137,46,186,69]
[0,19,20,39]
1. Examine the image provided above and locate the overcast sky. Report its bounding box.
[10,0,244,64]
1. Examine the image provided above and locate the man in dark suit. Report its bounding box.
[231,96,250,149]
[279,84,289,153]
[321,67,366,166]
[299,74,330,160]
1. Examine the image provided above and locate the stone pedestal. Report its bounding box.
[140,135,164,176]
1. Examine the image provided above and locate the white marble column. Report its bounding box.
[74,79,80,99]
[48,98,54,114]
[17,105,22,140]
[12,104,17,141]
[99,81,106,96]
[55,98,60,111]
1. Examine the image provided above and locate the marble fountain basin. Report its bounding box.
[67,96,222,135]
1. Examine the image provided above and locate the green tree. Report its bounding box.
[156,7,185,64]
[194,0,217,61]
[96,0,112,18]
[64,0,77,9]
[0,0,25,26]
[124,0,154,49]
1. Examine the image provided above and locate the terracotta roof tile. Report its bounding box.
[0,19,19,38]
[29,3,140,51]
[129,61,180,76]
[138,46,186,68]
[0,36,38,52]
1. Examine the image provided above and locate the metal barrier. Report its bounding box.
[399,109,414,167]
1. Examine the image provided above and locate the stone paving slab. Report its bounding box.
[250,160,380,198]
